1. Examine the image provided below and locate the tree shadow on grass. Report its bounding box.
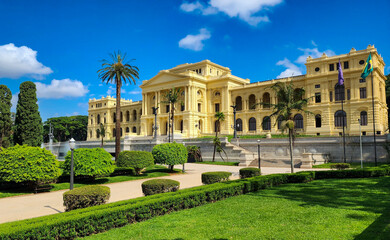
[353,206,390,240]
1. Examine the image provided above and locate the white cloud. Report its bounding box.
[35,79,89,99]
[98,83,103,87]
[311,40,317,47]
[128,90,141,95]
[179,28,211,51]
[0,43,52,79]
[276,58,302,78]
[295,47,335,64]
[385,66,390,75]
[180,0,282,26]
[107,86,115,95]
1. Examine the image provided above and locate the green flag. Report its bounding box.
[361,53,373,79]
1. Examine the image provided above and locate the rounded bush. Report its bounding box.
[63,148,115,179]
[0,145,61,187]
[239,168,261,179]
[330,163,351,170]
[110,167,136,176]
[63,185,110,211]
[141,179,180,196]
[201,171,232,184]
[117,151,154,175]
[152,142,188,170]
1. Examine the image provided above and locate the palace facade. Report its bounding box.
[87,45,388,141]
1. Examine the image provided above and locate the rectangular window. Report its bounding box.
[315,92,321,103]
[330,91,333,102]
[336,62,340,70]
[181,104,185,111]
[199,68,202,74]
[359,78,366,83]
[315,84,320,88]
[347,89,351,100]
[198,103,201,112]
[215,103,220,112]
[166,105,170,113]
[329,64,334,71]
[360,87,367,99]
[344,61,349,69]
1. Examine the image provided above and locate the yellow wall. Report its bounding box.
[87,45,387,141]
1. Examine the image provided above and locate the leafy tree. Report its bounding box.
[261,81,311,173]
[43,116,88,142]
[14,81,43,147]
[212,112,225,162]
[98,51,139,160]
[96,123,106,147]
[162,88,182,142]
[0,85,12,148]
[152,142,187,171]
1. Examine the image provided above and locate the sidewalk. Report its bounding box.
[0,164,319,224]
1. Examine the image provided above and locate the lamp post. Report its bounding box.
[152,107,159,139]
[230,105,237,139]
[69,138,76,190]
[257,139,261,170]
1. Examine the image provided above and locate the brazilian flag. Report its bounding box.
[361,53,373,79]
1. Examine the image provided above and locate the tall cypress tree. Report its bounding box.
[0,85,12,148]
[14,81,43,147]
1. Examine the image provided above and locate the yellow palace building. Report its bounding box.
[87,45,388,141]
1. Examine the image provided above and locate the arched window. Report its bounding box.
[126,127,130,133]
[120,112,123,122]
[277,116,284,130]
[113,128,116,137]
[96,130,100,139]
[132,126,137,133]
[236,96,242,111]
[214,121,220,132]
[262,116,271,130]
[334,110,347,127]
[360,111,368,126]
[133,110,137,121]
[236,118,243,131]
[249,117,256,131]
[104,117,106,124]
[294,114,304,129]
[126,111,130,122]
[315,114,322,128]
[263,92,270,109]
[249,94,256,110]
[335,83,345,101]
[120,128,123,137]
[97,114,101,124]
[180,120,183,133]
[113,112,116,123]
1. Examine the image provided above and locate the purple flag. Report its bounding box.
[338,59,344,85]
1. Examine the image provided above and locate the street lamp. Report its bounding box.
[230,105,237,139]
[257,139,261,170]
[152,107,159,139]
[69,138,76,190]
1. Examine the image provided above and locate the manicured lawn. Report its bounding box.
[313,162,390,169]
[84,177,390,240]
[0,165,178,199]
[193,161,240,166]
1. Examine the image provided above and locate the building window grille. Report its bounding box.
[344,61,349,69]
[215,103,220,112]
[132,127,137,133]
[360,111,368,126]
[315,114,322,128]
[262,116,271,131]
[315,93,321,103]
[335,84,345,101]
[249,117,256,131]
[360,87,367,99]
[334,110,347,127]
[236,118,243,131]
[235,96,242,111]
[329,64,334,71]
[294,114,304,129]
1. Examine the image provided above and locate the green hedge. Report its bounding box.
[239,168,261,179]
[63,185,110,211]
[201,171,232,184]
[152,142,187,170]
[329,163,351,170]
[141,179,180,196]
[117,151,154,175]
[110,167,136,176]
[1,165,389,239]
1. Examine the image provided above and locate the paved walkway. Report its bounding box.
[0,164,323,224]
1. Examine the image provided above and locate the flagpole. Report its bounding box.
[371,69,377,166]
[342,98,346,163]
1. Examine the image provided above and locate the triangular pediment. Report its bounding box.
[140,71,188,88]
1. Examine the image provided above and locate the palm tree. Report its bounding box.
[261,81,311,173]
[162,88,182,142]
[97,51,139,160]
[96,123,106,147]
[212,111,225,162]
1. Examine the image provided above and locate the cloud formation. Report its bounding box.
[276,58,302,78]
[0,43,52,79]
[179,28,211,51]
[35,79,89,99]
[180,0,282,26]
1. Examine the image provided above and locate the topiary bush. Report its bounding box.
[110,167,136,176]
[0,145,61,188]
[239,168,261,179]
[330,163,351,170]
[116,151,154,175]
[63,148,115,179]
[152,142,188,170]
[141,179,180,196]
[187,145,202,162]
[63,185,110,211]
[201,171,232,184]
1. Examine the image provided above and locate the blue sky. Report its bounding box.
[1,0,389,121]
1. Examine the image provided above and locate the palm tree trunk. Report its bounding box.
[212,121,218,162]
[171,104,174,142]
[289,128,294,173]
[115,77,121,160]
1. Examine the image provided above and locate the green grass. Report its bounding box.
[84,177,390,240]
[313,162,390,169]
[0,165,178,199]
[193,161,240,166]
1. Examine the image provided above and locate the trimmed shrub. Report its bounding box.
[0,145,61,188]
[141,179,180,196]
[187,145,202,162]
[202,171,232,184]
[110,167,136,176]
[63,185,110,211]
[152,142,188,170]
[239,168,261,179]
[330,163,351,170]
[116,151,154,175]
[63,148,115,179]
